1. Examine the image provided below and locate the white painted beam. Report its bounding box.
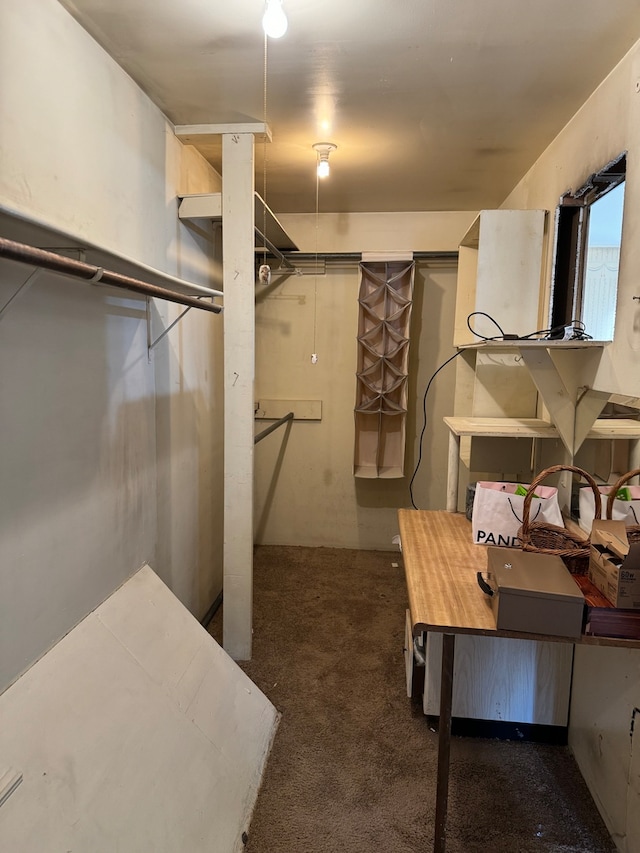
[175,123,272,144]
[222,132,256,660]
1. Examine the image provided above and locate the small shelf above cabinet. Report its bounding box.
[446,339,640,513]
[454,209,547,346]
[445,416,640,440]
[459,340,612,454]
[444,416,640,512]
[447,206,636,518]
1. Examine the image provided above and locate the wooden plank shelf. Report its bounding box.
[444,416,640,439]
[444,417,640,512]
[459,340,608,350]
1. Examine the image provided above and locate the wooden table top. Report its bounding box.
[398,509,640,650]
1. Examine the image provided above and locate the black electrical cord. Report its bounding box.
[407,311,593,511]
[467,311,592,342]
[520,319,592,341]
[466,311,508,341]
[408,349,465,510]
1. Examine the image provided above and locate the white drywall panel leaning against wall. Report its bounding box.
[0,566,279,852]
[0,0,224,691]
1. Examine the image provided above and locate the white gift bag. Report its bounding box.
[578,485,640,532]
[472,481,563,547]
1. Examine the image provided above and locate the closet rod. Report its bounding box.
[254,412,294,444]
[0,237,222,315]
[275,251,458,265]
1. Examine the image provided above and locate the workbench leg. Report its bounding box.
[629,440,640,482]
[446,433,460,512]
[434,632,455,853]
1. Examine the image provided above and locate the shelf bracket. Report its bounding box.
[147,298,199,358]
[519,346,576,452]
[0,268,41,322]
[574,389,610,452]
[255,227,295,271]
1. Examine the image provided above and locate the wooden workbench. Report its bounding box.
[398,509,640,853]
[400,509,640,649]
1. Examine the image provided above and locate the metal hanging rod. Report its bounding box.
[0,237,222,315]
[254,412,294,444]
[275,251,459,263]
[264,251,459,275]
[255,227,296,270]
[0,203,224,299]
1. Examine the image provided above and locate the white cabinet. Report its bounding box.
[449,206,640,512]
[445,341,640,512]
[454,209,547,347]
[427,209,640,734]
[424,632,573,726]
[450,209,550,508]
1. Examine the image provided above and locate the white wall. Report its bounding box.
[502,37,640,852]
[502,38,640,398]
[570,645,640,852]
[0,0,223,692]
[254,211,474,549]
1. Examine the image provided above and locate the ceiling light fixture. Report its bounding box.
[312,142,337,179]
[262,0,288,38]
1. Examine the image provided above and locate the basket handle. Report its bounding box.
[520,464,602,537]
[606,468,640,519]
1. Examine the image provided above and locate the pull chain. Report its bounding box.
[312,165,319,363]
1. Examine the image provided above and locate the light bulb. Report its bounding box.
[317,158,330,179]
[312,142,337,179]
[262,0,288,38]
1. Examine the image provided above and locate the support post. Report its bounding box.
[434,632,455,853]
[446,431,460,512]
[222,132,256,660]
[630,440,640,481]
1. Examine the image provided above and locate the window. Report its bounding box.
[550,152,626,341]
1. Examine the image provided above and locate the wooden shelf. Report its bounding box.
[449,210,634,517]
[444,417,640,512]
[0,205,222,302]
[179,192,298,252]
[444,416,640,439]
[460,340,609,351]
[455,340,616,455]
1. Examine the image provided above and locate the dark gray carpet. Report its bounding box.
[208,545,615,853]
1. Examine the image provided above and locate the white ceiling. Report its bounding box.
[58,0,640,215]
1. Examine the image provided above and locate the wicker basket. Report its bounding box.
[606,468,640,544]
[519,464,602,575]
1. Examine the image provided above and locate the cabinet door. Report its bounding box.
[570,645,640,849]
[454,209,547,347]
[423,632,573,726]
[627,723,640,853]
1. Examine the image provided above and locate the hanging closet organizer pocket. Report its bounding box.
[354,261,415,478]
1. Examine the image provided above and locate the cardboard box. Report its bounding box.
[589,520,640,609]
[572,574,640,639]
[485,548,585,638]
